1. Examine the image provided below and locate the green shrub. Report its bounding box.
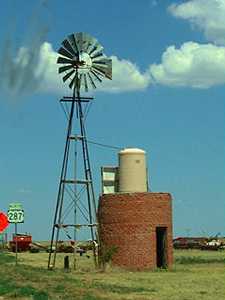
[99,245,118,270]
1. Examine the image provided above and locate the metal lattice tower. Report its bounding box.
[48,32,112,269]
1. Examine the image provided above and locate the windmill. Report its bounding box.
[48,32,112,269]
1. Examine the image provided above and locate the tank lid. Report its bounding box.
[119,148,145,154]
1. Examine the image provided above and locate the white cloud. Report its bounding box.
[149,42,225,88]
[37,42,65,94]
[163,1,225,88]
[169,0,225,45]
[37,42,150,94]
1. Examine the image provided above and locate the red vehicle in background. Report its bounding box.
[9,234,32,252]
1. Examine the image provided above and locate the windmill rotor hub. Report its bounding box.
[78,52,92,72]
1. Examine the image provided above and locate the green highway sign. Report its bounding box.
[7,203,24,223]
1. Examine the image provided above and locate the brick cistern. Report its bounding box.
[98,148,173,270]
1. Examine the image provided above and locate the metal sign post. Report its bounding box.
[15,223,18,265]
[7,203,24,266]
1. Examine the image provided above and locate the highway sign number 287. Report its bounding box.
[7,210,24,223]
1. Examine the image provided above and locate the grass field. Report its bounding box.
[0,249,224,300]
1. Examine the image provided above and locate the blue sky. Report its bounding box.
[0,0,224,240]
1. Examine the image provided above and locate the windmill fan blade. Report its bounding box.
[92,58,111,66]
[58,65,73,74]
[84,74,88,92]
[92,66,105,77]
[92,64,112,80]
[103,68,112,80]
[104,60,112,79]
[104,69,112,80]
[90,45,104,59]
[81,33,89,49]
[92,60,112,70]
[75,32,94,53]
[62,39,77,56]
[92,59,112,79]
[89,44,101,56]
[82,33,95,53]
[90,52,104,60]
[57,56,73,65]
[91,70,102,82]
[87,41,100,55]
[87,73,97,89]
[68,34,79,54]
[77,33,87,53]
[69,73,77,89]
[75,32,85,52]
[58,47,74,59]
[92,66,105,76]
[86,36,98,54]
[63,69,75,82]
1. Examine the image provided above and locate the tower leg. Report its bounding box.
[48,99,75,269]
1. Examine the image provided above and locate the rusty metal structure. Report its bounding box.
[48,32,112,269]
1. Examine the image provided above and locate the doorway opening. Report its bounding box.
[156,227,167,268]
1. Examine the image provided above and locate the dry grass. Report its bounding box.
[0,249,224,300]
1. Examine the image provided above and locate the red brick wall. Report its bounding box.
[98,192,173,270]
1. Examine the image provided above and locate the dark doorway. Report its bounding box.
[156,227,167,268]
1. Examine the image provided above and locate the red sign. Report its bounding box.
[0,212,9,232]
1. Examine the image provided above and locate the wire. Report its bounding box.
[86,139,123,150]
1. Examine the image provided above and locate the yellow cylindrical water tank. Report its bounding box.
[118,148,148,193]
